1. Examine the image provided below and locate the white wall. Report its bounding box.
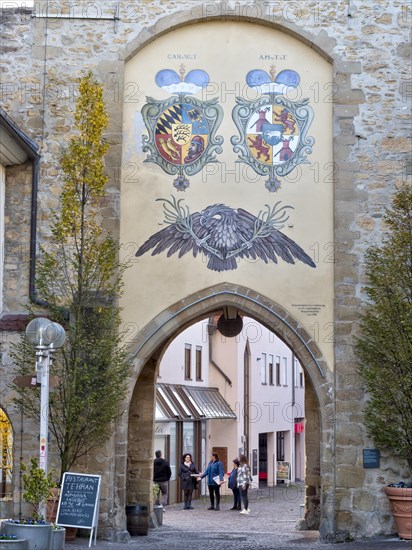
[158,321,209,386]
[245,317,305,483]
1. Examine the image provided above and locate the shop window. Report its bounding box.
[0,408,12,499]
[182,422,194,457]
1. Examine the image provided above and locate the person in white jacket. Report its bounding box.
[237,454,252,514]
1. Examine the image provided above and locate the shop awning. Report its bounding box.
[156,383,237,421]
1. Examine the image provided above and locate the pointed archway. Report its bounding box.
[122,283,330,535]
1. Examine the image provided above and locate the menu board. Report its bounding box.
[57,472,101,529]
[276,461,290,481]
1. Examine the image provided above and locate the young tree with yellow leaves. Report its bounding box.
[13,73,129,480]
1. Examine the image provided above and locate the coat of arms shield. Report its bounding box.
[142,68,223,191]
[231,68,315,192]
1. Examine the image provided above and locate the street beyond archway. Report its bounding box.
[69,485,408,549]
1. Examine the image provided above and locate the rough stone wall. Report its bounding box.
[3,162,33,312]
[0,0,411,542]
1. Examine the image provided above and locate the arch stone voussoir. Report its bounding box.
[120,5,336,64]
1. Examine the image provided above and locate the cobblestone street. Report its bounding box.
[69,485,411,549]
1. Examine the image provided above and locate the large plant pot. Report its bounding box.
[51,528,65,550]
[0,522,52,550]
[385,486,412,540]
[153,505,164,526]
[125,505,149,536]
[0,541,29,550]
[63,527,77,542]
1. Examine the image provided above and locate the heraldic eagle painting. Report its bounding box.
[142,66,223,191]
[135,196,316,272]
[231,67,315,192]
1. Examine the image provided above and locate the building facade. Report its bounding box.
[154,317,305,504]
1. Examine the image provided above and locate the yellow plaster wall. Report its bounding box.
[120,21,333,367]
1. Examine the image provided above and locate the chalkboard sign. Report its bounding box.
[276,461,290,481]
[57,472,101,529]
[363,449,380,469]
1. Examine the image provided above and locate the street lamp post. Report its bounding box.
[25,318,66,476]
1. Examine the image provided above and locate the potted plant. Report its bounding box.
[51,524,65,550]
[0,458,54,550]
[152,483,163,527]
[356,184,412,540]
[0,534,29,550]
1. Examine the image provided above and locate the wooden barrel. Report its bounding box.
[125,505,149,536]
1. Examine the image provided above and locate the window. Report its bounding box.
[195,346,202,381]
[294,358,299,388]
[300,371,304,387]
[184,344,192,380]
[275,356,281,386]
[268,354,274,385]
[182,421,194,456]
[0,165,4,314]
[0,408,13,499]
[282,357,288,386]
[276,431,285,461]
[260,353,267,384]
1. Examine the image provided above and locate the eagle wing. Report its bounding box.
[136,212,210,260]
[235,208,316,268]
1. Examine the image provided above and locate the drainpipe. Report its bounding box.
[207,322,232,386]
[28,155,48,307]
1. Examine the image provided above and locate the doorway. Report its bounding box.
[124,284,326,534]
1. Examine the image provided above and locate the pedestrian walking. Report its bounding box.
[238,454,252,515]
[153,450,172,509]
[200,452,224,511]
[178,453,200,510]
[228,458,241,510]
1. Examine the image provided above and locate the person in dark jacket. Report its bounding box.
[228,458,241,510]
[200,452,224,511]
[153,450,172,508]
[178,453,200,510]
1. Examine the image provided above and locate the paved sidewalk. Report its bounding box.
[68,485,411,549]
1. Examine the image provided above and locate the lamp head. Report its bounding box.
[25,317,66,349]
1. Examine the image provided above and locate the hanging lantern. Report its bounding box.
[217,313,243,337]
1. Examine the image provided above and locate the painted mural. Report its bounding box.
[122,20,333,364]
[142,66,224,191]
[135,196,316,272]
[231,68,314,192]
